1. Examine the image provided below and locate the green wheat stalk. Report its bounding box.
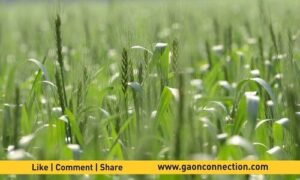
[55,14,68,107]
[13,86,20,149]
[174,74,185,160]
[205,40,213,70]
[55,14,72,143]
[172,39,179,73]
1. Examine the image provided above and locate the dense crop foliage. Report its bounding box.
[0,0,300,179]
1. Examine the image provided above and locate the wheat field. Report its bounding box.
[0,0,300,179]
